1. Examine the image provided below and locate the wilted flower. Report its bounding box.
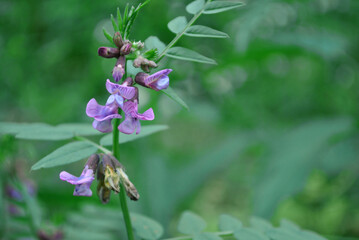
[133,56,157,72]
[135,69,172,91]
[119,100,155,135]
[59,154,100,196]
[86,98,122,133]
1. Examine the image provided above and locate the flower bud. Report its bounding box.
[113,32,124,48]
[134,72,149,88]
[132,41,144,50]
[98,47,120,58]
[123,77,134,86]
[120,41,132,55]
[112,56,126,82]
[132,56,158,73]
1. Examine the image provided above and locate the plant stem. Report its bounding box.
[112,84,134,240]
[155,0,213,63]
[74,136,112,154]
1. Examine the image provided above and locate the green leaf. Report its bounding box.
[219,214,242,231]
[131,213,164,240]
[0,122,47,135]
[162,87,189,110]
[143,49,159,61]
[166,47,217,65]
[103,28,114,45]
[56,123,102,136]
[234,228,269,240]
[186,0,205,14]
[168,16,188,34]
[117,7,123,33]
[185,25,229,38]
[111,14,119,32]
[300,230,327,240]
[100,125,168,146]
[194,232,222,240]
[280,219,300,232]
[177,211,206,235]
[265,228,305,240]
[31,141,97,170]
[15,124,74,140]
[145,36,166,53]
[204,1,245,14]
[250,217,273,232]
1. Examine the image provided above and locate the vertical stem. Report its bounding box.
[112,72,134,240]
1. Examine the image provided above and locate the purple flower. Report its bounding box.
[59,154,99,197]
[135,69,172,91]
[119,100,155,135]
[86,98,122,133]
[112,64,125,82]
[106,79,136,108]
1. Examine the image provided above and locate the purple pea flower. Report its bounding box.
[119,100,155,135]
[105,79,136,108]
[135,69,172,91]
[59,154,99,197]
[86,98,122,133]
[112,56,126,82]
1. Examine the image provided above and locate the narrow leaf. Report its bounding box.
[186,0,205,14]
[56,123,102,136]
[168,16,188,34]
[185,25,229,38]
[177,211,206,235]
[31,141,97,170]
[131,213,164,240]
[15,125,73,141]
[166,47,217,65]
[100,125,168,146]
[204,1,245,14]
[111,14,119,32]
[123,4,130,25]
[145,36,166,52]
[117,7,123,33]
[162,87,189,110]
[103,28,114,45]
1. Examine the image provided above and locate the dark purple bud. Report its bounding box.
[86,154,100,172]
[123,77,134,86]
[98,47,120,58]
[113,32,124,48]
[120,42,132,55]
[135,72,149,88]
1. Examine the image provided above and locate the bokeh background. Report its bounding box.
[1,0,359,239]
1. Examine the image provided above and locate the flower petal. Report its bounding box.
[106,79,136,99]
[59,171,94,185]
[86,98,102,118]
[73,183,93,197]
[148,75,169,91]
[115,95,124,108]
[118,117,137,135]
[145,69,172,84]
[93,119,113,133]
[106,95,115,105]
[137,108,155,121]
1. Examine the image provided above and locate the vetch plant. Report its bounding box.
[0,0,333,239]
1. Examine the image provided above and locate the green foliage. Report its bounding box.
[100,125,169,146]
[168,16,188,34]
[145,36,166,53]
[143,49,159,61]
[166,47,217,65]
[203,1,245,14]
[178,211,207,234]
[185,25,229,38]
[162,87,189,110]
[186,0,205,14]
[131,213,164,240]
[31,141,97,170]
[218,214,242,231]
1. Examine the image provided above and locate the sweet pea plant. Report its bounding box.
[0,1,331,240]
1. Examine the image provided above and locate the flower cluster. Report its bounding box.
[88,31,172,134]
[60,154,139,203]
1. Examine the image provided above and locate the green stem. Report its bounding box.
[162,231,234,240]
[155,0,213,63]
[113,93,134,240]
[74,136,112,154]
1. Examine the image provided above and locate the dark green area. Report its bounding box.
[0,0,358,239]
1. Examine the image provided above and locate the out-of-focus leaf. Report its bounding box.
[168,16,188,34]
[219,214,242,231]
[186,0,205,14]
[145,36,166,52]
[177,211,206,235]
[166,47,217,65]
[15,125,73,141]
[100,125,168,146]
[185,25,229,38]
[249,217,273,232]
[280,219,300,232]
[56,123,102,136]
[194,232,222,240]
[31,141,97,170]
[131,212,164,240]
[204,1,245,14]
[162,87,189,110]
[20,182,41,229]
[265,228,305,240]
[234,227,270,240]
[64,226,114,240]
[0,122,48,135]
[300,230,327,240]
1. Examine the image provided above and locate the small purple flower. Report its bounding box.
[135,69,172,91]
[112,56,126,82]
[119,100,155,135]
[59,154,99,197]
[86,98,122,133]
[106,79,136,108]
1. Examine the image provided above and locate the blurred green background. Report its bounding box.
[1,0,359,239]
